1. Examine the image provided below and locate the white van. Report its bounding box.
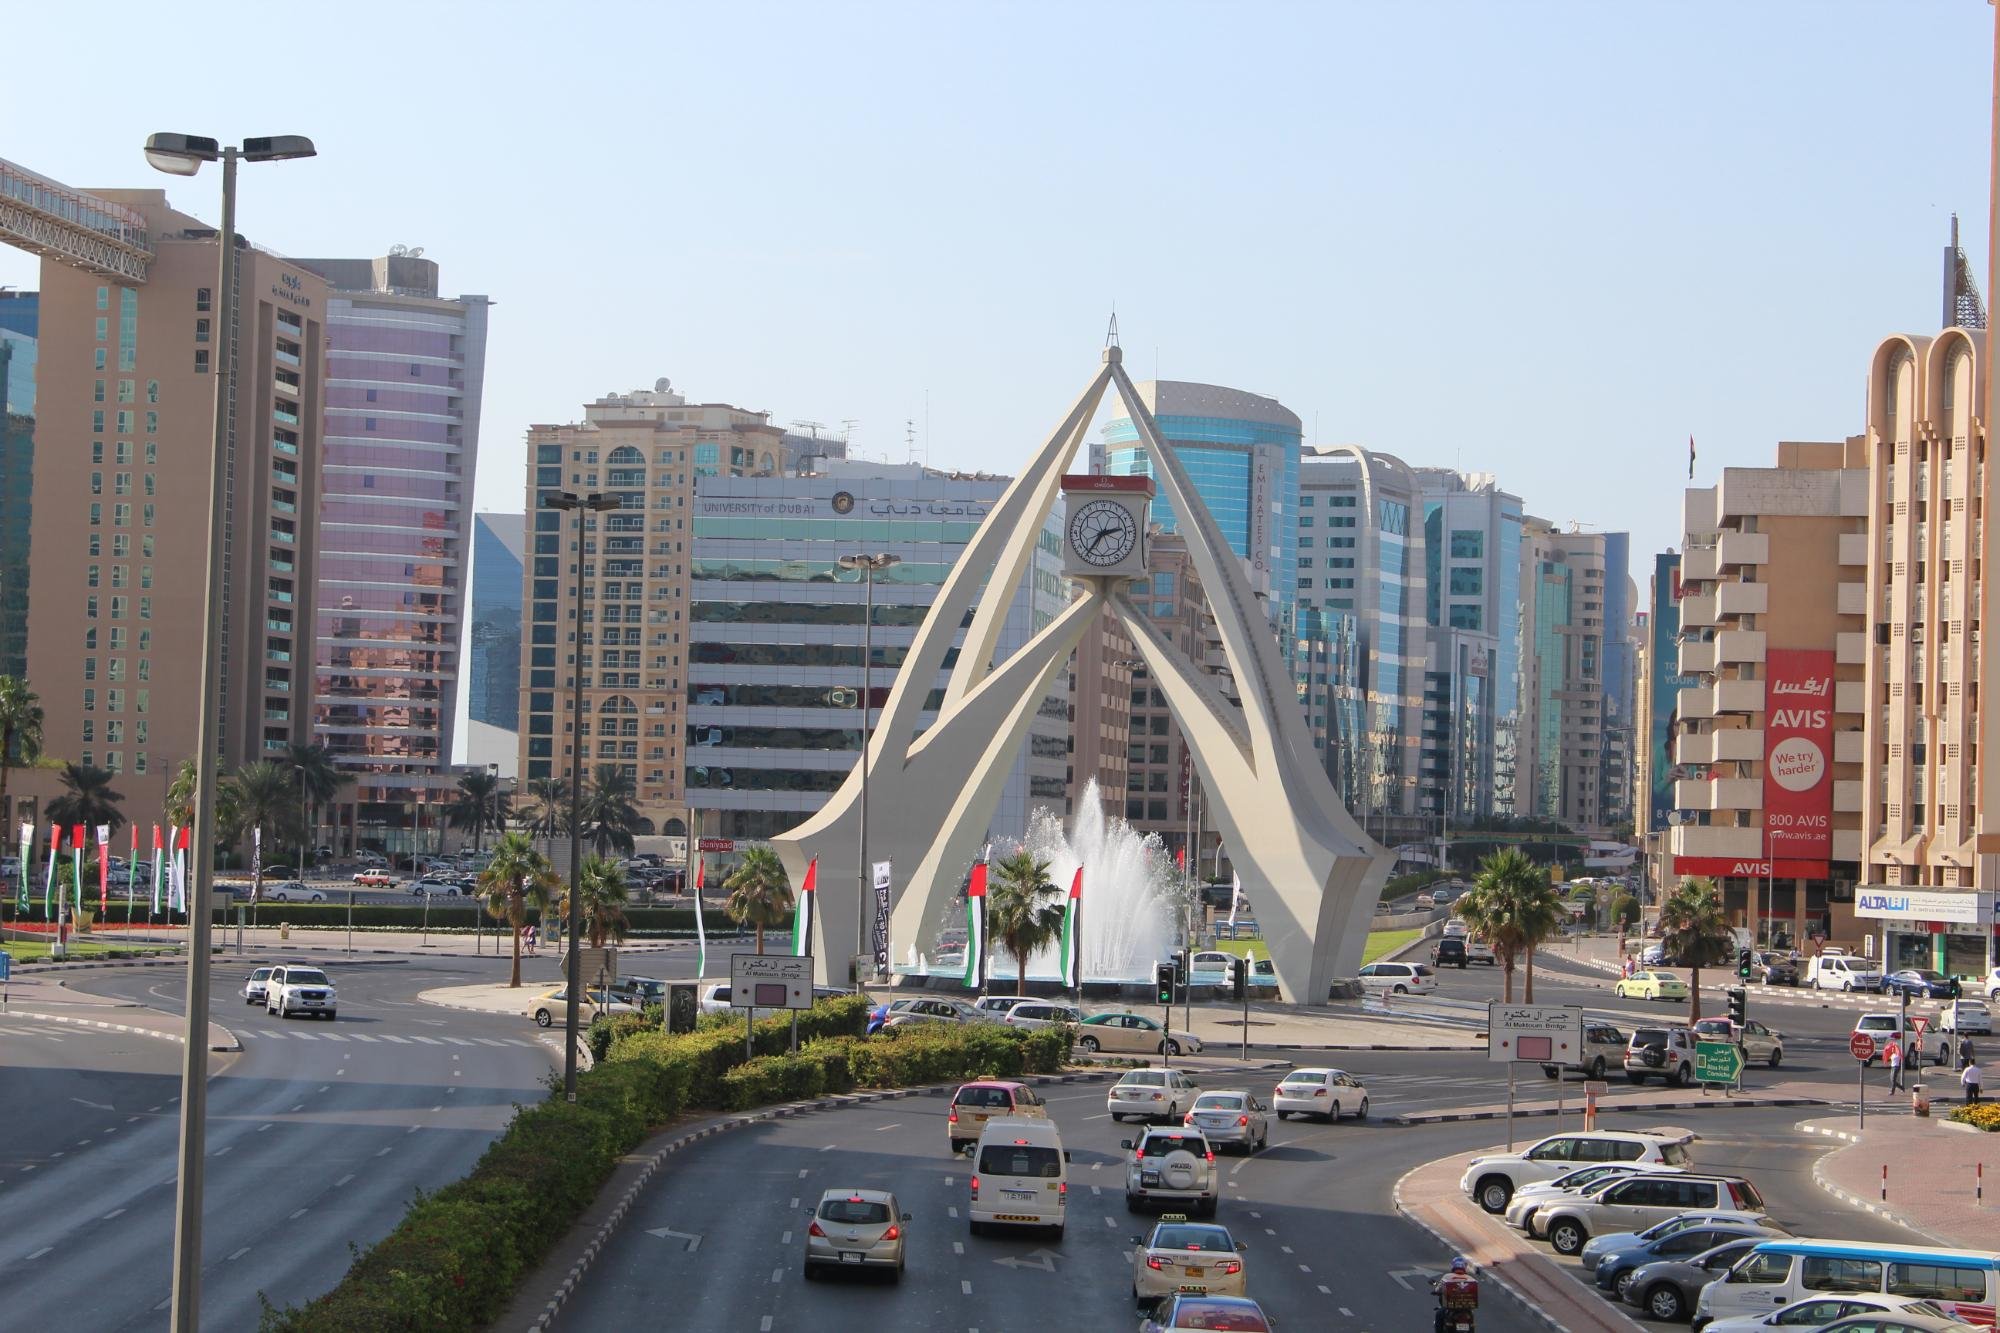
[967,1117,1068,1238]
[1805,954,1883,992]
[1695,1239,2000,1328]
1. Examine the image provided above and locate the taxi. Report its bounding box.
[1140,1293,1273,1332]
[1129,1215,1247,1307]
[1614,970,1690,1002]
[946,1080,1048,1153]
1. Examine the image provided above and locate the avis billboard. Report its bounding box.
[1763,648,1834,862]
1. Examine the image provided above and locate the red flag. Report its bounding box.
[800,857,816,894]
[695,857,704,891]
[967,860,987,898]
[175,826,191,851]
[130,825,138,852]
[1176,844,1186,870]
[71,824,85,850]
[152,825,163,852]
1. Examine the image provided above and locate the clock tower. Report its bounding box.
[1060,474,1152,581]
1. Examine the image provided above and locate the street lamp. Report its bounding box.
[838,552,901,978]
[294,764,310,879]
[147,129,315,1333]
[545,490,620,1100]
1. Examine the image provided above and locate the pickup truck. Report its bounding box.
[352,870,396,887]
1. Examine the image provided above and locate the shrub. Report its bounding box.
[1946,1103,2000,1131]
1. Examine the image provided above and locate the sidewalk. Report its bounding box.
[0,972,239,1051]
[1388,1075,1828,1126]
[1800,1112,1998,1246]
[1396,1147,1644,1333]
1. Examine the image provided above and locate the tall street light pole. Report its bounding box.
[838,553,900,980]
[545,490,619,1099]
[295,764,309,880]
[143,129,316,1333]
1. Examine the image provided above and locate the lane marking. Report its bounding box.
[291,1104,305,1112]
[228,1247,250,1261]
[1298,1263,1311,1273]
[789,1198,798,1209]
[780,1230,791,1245]
[953,1241,965,1255]
[431,1105,442,1113]
[797,1169,808,1179]
[102,1209,125,1220]
[817,1145,835,1153]
[378,1035,412,1044]
[318,1086,329,1093]
[873,1123,901,1132]
[335,1174,354,1187]
[1281,1245,1294,1254]
[26,1247,52,1261]
[769,1266,782,1284]
[257,1124,273,1133]
[1339,1304,1352,1313]
[288,1208,308,1220]
[209,1147,230,1157]
[127,1117,140,1123]
[948,1206,959,1218]
[961,1279,973,1296]
[760,1320,773,1333]
[375,1147,392,1157]
[347,1033,379,1042]
[944,1177,954,1187]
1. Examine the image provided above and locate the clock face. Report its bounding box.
[1068,499,1139,567]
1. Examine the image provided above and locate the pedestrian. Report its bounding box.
[1963,1058,1982,1104]
[1885,1037,1905,1093]
[1910,1029,1925,1071]
[1960,1035,1976,1072]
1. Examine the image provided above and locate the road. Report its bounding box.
[0,953,555,1331]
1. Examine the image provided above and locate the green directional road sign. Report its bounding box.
[1694,1040,1744,1085]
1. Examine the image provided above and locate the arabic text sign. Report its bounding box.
[729,953,814,1010]
[1486,1003,1584,1065]
[1763,648,1834,862]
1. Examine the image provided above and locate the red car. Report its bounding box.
[352,870,396,887]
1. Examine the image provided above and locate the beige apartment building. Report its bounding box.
[22,185,326,798]
[518,382,782,838]
[1860,329,1999,976]
[1670,442,1868,946]
[1067,614,1135,822]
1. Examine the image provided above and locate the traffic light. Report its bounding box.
[1727,987,1746,1027]
[1229,955,1247,1002]
[1737,948,1753,980]
[1155,963,1176,1006]
[1173,950,1188,990]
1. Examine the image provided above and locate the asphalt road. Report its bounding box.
[0,954,556,1331]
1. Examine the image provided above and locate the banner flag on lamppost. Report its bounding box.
[168,826,187,914]
[42,823,57,915]
[792,857,817,957]
[151,825,164,915]
[871,859,892,975]
[692,855,707,978]
[127,824,139,922]
[1059,866,1083,989]
[96,824,110,917]
[70,825,85,914]
[16,822,31,913]
[963,847,990,992]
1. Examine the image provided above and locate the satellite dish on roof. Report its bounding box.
[655,377,672,394]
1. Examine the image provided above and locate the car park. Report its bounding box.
[1939,998,1992,1035]
[1108,1068,1201,1123]
[1511,1164,1694,1235]
[1356,960,1438,994]
[802,1187,908,1282]
[1626,1027,1701,1085]
[353,850,388,867]
[1701,1293,1967,1332]
[1593,1221,1786,1298]
[241,967,273,1004]
[1271,1067,1369,1121]
[1542,1021,1628,1080]
[1621,1237,1769,1323]
[947,1080,1048,1153]
[1001,1002,1078,1031]
[525,986,635,1027]
[967,1117,1068,1236]
[1072,1011,1202,1056]
[1537,1174,1766,1256]
[1884,968,1962,1001]
[1130,1216,1248,1307]
[1616,970,1691,1002]
[1460,1127,1697,1213]
[1140,1294,1274,1333]
[260,881,324,903]
[1124,1126,1219,1216]
[1183,1090,1269,1154]
[1503,1164,1658,1230]
[1692,1017,1786,1068]
[1696,1239,2000,1328]
[265,965,337,1020]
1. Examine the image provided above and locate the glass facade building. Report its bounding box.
[0,293,36,680]
[1645,551,1691,833]
[469,512,524,732]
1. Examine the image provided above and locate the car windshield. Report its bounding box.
[1280,1073,1330,1087]
[1152,1225,1234,1252]
[1858,1017,1898,1031]
[818,1197,890,1225]
[977,1144,1060,1177]
[1193,1095,1244,1111]
[249,968,270,980]
[1632,1029,1670,1047]
[1120,1073,1166,1088]
[288,970,329,986]
[1140,1135,1203,1158]
[1166,1299,1271,1332]
[955,1086,1014,1109]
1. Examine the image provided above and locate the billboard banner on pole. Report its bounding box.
[1763,647,1835,863]
[871,860,892,973]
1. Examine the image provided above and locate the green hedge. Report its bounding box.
[259,995,1064,1333]
[193,901,770,933]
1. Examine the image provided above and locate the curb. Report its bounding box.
[1392,1163,1605,1333]
[1252,1041,1477,1052]
[1392,1094,1825,1127]
[0,1005,240,1052]
[528,1066,1134,1331]
[1797,1121,1948,1244]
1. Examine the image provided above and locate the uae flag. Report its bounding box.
[792,857,816,957]
[42,823,58,914]
[692,855,708,976]
[962,848,990,991]
[151,826,165,913]
[15,822,31,912]
[1058,866,1083,989]
[70,824,85,913]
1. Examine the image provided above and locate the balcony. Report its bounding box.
[264,708,290,723]
[265,649,291,664]
[1676,728,1763,765]
[272,437,298,457]
[1835,730,1864,764]
[1675,777,1762,811]
[270,526,295,545]
[269,557,294,574]
[1837,582,1867,615]
[1678,593,1718,628]
[1670,823,1763,860]
[267,588,293,604]
[1716,530,1769,570]
[1678,639,1715,674]
[265,618,292,633]
[1681,546,1718,581]
[1715,629,1765,665]
[1716,583,1768,617]
[1834,780,1862,813]
[1838,532,1869,566]
[1715,678,1764,714]
[271,498,297,515]
[1835,680,1866,714]
[273,407,300,427]
[1837,631,1867,665]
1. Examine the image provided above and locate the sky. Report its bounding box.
[3,0,1994,576]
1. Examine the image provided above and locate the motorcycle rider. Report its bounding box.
[1433,1255,1480,1332]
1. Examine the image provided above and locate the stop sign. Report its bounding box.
[1849,1031,1877,1062]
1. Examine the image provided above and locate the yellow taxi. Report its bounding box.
[946,1080,1049,1153]
[1129,1214,1247,1308]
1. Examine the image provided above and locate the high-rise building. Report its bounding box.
[1068,613,1136,824]
[1637,551,1694,838]
[686,463,1069,847]
[1102,380,1302,636]
[0,290,36,680]
[291,251,490,843]
[518,381,783,838]
[1860,329,1998,976]
[1671,441,1868,944]
[19,177,327,782]
[469,512,525,736]
[1516,522,1631,831]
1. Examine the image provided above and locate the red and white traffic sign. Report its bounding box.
[1849,1032,1877,1062]
[1910,1015,1930,1035]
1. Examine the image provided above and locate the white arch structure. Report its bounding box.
[773,347,1390,1002]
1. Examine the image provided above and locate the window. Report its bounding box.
[1449,567,1483,595]
[194,319,210,343]
[147,379,159,403]
[87,565,100,588]
[1524,1137,1576,1162]
[117,379,134,403]
[94,379,106,403]
[95,317,107,340]
[195,350,209,373]
[1727,1252,1793,1284]
[1451,530,1484,558]
[1449,604,1483,630]
[146,412,158,435]
[94,347,106,370]
[1886,1262,1986,1303]
[1801,1256,1883,1294]
[196,287,211,312]
[409,362,422,376]
[92,410,104,434]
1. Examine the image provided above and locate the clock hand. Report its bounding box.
[1086,526,1112,553]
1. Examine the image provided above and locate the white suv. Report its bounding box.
[1536,1174,1767,1256]
[1123,1126,1219,1216]
[265,964,338,1020]
[1460,1128,1698,1213]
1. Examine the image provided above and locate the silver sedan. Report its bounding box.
[803,1188,909,1281]
[1183,1089,1269,1153]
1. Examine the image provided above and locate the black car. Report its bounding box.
[1431,936,1468,968]
[1755,951,1800,986]
[1883,969,1960,1000]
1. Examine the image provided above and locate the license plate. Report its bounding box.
[1183,1267,1204,1277]
[840,1252,863,1264]
[1141,1172,1161,1186]
[1003,1189,1034,1200]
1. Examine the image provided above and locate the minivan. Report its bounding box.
[1807,954,1883,992]
[1695,1239,2000,1328]
[967,1117,1068,1237]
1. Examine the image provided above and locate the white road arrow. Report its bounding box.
[992,1248,1060,1272]
[70,1097,115,1111]
[645,1227,702,1252]
[1389,1265,1444,1291]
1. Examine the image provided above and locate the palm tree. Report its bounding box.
[46,762,126,841]
[1454,847,1565,1003]
[987,849,1066,996]
[284,742,350,865]
[479,830,558,988]
[0,675,44,825]
[516,776,568,862]
[226,761,295,903]
[578,764,643,858]
[723,847,794,955]
[165,757,198,828]
[1658,877,1736,1023]
[446,770,512,857]
[565,855,632,948]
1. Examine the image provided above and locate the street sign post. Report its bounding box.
[1488,1003,1585,1148]
[1694,1040,1744,1091]
[1849,1031,1876,1128]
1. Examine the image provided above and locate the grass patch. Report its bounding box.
[1362,928,1423,964]
[1,938,172,961]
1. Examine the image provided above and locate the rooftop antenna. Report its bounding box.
[1105,308,1119,349]
[924,388,932,467]
[791,418,826,437]
[840,418,859,443]
[906,418,918,463]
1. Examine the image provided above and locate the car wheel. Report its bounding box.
[535,1009,553,1027]
[1615,1268,1638,1299]
[1161,1039,1181,1057]
[1355,1097,1368,1121]
[1326,1100,1340,1122]
[1077,1036,1100,1053]
[1768,1047,1782,1068]
[1543,1067,1559,1080]
[1590,1057,1607,1080]
[1675,1063,1694,1088]
[802,1262,818,1281]
[1645,1283,1685,1321]
[1164,1102,1179,1122]
[1843,980,1852,992]
[1393,984,1408,995]
[1476,1177,1512,1213]
[1196,1197,1216,1218]
[1549,1219,1587,1256]
[1124,1195,1142,1213]
[1275,1110,1289,1121]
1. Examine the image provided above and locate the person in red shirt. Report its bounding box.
[1884,1037,1905,1093]
[1434,1255,1479,1332]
